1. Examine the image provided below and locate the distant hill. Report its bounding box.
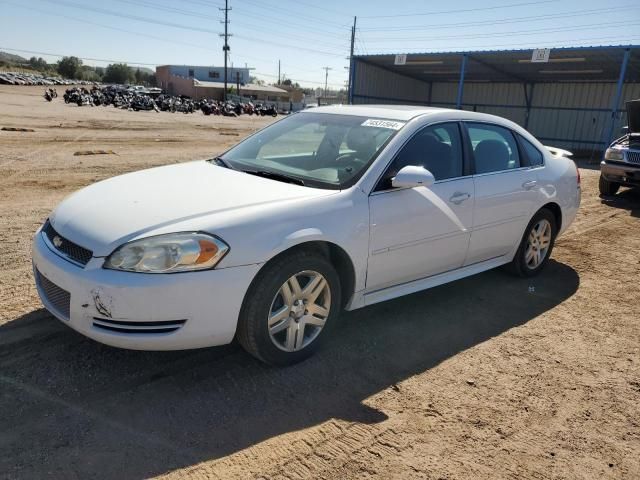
[0,51,28,64]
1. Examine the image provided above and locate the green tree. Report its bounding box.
[29,56,49,71]
[57,56,82,79]
[103,63,133,84]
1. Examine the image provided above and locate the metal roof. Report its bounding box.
[355,45,640,83]
[193,80,287,93]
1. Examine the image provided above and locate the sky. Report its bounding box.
[0,0,639,89]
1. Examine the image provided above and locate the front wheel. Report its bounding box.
[599,174,620,196]
[507,209,557,277]
[236,250,341,366]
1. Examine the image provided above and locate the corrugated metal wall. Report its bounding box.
[353,61,430,105]
[352,59,640,154]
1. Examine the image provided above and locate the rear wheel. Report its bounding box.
[599,174,620,196]
[508,209,557,277]
[236,250,341,366]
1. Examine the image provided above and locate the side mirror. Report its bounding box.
[391,165,436,189]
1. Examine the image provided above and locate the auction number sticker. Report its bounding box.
[361,119,405,130]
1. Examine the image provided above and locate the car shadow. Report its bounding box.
[600,187,640,218]
[0,260,579,479]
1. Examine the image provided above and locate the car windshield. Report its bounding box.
[220,112,404,189]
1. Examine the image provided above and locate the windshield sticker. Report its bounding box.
[361,119,405,130]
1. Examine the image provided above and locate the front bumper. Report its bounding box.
[601,160,640,186]
[32,228,262,350]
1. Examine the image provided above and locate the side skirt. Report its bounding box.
[347,255,510,309]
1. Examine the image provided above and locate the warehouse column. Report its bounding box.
[603,48,631,147]
[524,83,535,130]
[456,54,468,110]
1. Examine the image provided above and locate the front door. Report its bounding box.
[366,122,474,291]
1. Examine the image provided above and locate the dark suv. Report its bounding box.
[600,100,640,196]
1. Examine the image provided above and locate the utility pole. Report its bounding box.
[278,60,281,85]
[219,0,231,101]
[322,66,332,100]
[348,16,357,105]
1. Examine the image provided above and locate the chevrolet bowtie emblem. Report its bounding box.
[52,236,63,248]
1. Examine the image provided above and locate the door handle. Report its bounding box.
[522,180,537,190]
[449,192,471,204]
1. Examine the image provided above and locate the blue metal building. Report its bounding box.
[156,65,250,86]
[349,45,640,155]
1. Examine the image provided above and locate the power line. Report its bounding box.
[272,0,348,16]
[358,5,640,32]
[109,0,349,48]
[180,0,351,37]
[362,36,640,53]
[37,0,218,34]
[360,0,557,18]
[233,0,348,29]
[253,71,345,88]
[2,0,215,52]
[361,20,640,43]
[0,47,161,67]
[111,0,218,21]
[233,34,346,58]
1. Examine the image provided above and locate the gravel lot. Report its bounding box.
[1,85,639,480]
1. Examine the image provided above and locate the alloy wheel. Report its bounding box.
[268,270,331,352]
[525,219,552,269]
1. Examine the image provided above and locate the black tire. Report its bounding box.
[236,250,342,366]
[599,174,620,196]
[507,208,557,278]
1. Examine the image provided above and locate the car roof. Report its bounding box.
[306,104,450,121]
[302,104,542,147]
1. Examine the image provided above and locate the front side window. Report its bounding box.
[221,113,401,188]
[376,122,464,191]
[467,123,520,174]
[519,135,544,166]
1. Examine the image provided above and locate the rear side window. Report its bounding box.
[519,135,544,166]
[467,123,520,174]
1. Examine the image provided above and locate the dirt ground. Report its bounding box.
[1,85,639,480]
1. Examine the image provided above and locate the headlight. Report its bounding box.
[104,232,229,273]
[604,148,624,161]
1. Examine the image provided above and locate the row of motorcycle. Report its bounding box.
[199,99,278,117]
[47,86,279,117]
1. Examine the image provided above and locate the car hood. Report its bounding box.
[49,161,336,257]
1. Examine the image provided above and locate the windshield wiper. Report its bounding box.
[208,156,234,169]
[242,169,305,186]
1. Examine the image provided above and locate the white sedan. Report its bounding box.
[32,105,581,365]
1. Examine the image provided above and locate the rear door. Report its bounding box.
[464,122,539,265]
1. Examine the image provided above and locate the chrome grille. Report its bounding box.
[36,269,71,319]
[42,220,93,266]
[626,151,640,165]
[92,318,187,335]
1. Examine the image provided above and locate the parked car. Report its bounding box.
[32,105,581,365]
[600,99,640,195]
